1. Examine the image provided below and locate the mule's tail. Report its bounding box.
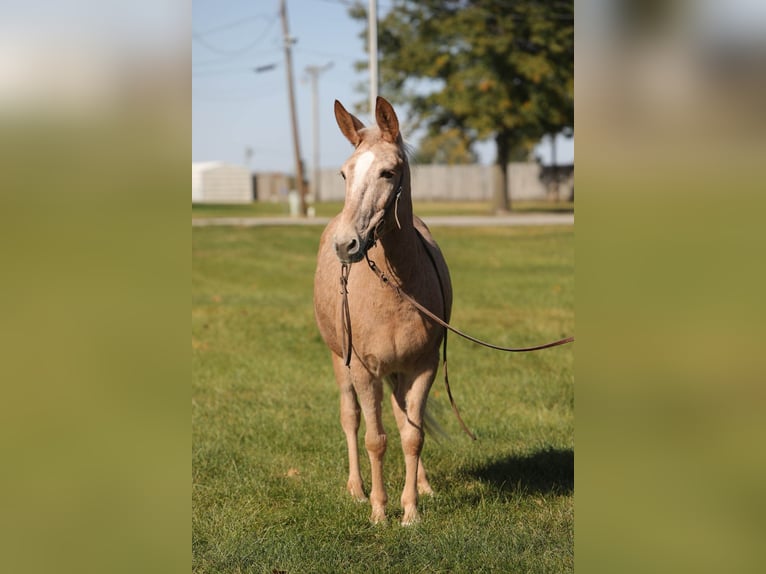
[384,375,449,442]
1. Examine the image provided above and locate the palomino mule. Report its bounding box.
[314,97,451,525]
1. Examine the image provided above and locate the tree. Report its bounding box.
[412,127,477,164]
[350,0,573,212]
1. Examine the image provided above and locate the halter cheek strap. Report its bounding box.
[374,183,403,242]
[391,186,402,230]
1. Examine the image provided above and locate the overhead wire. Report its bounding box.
[193,12,279,64]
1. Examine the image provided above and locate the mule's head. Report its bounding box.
[332,96,406,264]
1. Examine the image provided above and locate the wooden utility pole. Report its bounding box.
[305,62,333,203]
[368,0,378,118]
[280,0,307,216]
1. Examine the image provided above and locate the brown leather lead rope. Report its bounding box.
[340,263,353,367]
[412,232,476,440]
[362,236,574,440]
[440,332,477,440]
[364,251,575,354]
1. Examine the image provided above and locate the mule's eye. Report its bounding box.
[380,170,395,179]
[339,171,346,180]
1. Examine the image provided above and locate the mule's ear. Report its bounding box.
[375,96,400,144]
[334,100,365,147]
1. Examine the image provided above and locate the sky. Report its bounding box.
[192,0,574,173]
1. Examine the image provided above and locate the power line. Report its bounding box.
[192,62,281,78]
[193,13,277,37]
[193,47,282,69]
[192,84,284,102]
[193,33,269,57]
[192,15,279,57]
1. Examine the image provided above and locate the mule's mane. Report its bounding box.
[402,140,414,162]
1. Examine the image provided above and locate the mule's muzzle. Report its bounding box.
[333,233,369,264]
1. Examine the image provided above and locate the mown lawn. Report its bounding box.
[192,224,574,573]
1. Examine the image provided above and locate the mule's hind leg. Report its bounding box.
[390,366,437,526]
[390,376,434,498]
[416,456,434,496]
[332,354,365,501]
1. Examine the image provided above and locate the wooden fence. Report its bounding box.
[253,162,574,203]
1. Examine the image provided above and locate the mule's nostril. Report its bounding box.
[333,233,364,263]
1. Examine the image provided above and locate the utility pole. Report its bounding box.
[305,62,333,203]
[549,133,559,202]
[368,0,378,118]
[279,0,307,216]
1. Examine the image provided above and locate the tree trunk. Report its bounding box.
[493,133,511,213]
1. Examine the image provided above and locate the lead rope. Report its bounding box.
[440,333,476,440]
[364,248,574,354]
[415,232,476,440]
[362,233,574,440]
[340,263,352,367]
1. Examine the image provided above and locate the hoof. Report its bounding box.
[418,483,434,496]
[401,507,421,526]
[370,507,387,525]
[347,482,367,503]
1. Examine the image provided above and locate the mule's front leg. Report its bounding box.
[354,371,388,524]
[332,355,366,501]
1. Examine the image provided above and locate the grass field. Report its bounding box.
[191,200,574,219]
[192,224,574,573]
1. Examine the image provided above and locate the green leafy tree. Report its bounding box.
[412,127,477,164]
[351,0,573,212]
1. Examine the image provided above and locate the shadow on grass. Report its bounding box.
[468,448,573,496]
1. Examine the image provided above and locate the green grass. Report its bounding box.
[191,200,574,219]
[192,224,574,573]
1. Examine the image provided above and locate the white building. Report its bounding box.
[192,162,252,204]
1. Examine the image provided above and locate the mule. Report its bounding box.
[313,97,452,525]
